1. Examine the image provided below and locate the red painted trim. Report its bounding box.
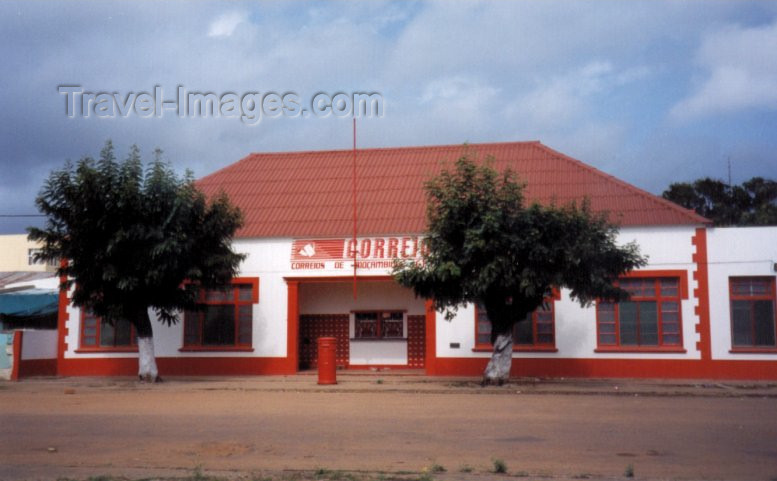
[236,277,260,304]
[57,356,293,377]
[474,300,558,351]
[10,331,22,381]
[283,275,394,283]
[622,269,690,299]
[594,347,687,354]
[692,228,712,360]
[729,348,777,354]
[431,357,777,380]
[286,279,300,374]
[472,347,559,353]
[17,359,57,378]
[424,299,437,375]
[595,271,687,350]
[79,310,138,350]
[178,347,254,352]
[346,364,417,370]
[728,276,777,349]
[183,278,259,349]
[57,261,69,376]
[184,277,260,302]
[75,347,138,353]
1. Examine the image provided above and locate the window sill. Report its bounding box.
[729,348,777,354]
[595,347,686,354]
[179,346,254,352]
[350,338,407,341]
[472,346,558,353]
[75,347,138,353]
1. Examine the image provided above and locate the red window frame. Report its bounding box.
[78,310,138,352]
[729,276,777,353]
[352,310,406,340]
[595,273,686,353]
[473,289,560,352]
[181,277,259,352]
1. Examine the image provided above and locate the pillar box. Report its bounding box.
[317,337,337,385]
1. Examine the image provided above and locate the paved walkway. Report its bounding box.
[10,370,777,397]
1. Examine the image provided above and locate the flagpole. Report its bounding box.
[352,117,358,300]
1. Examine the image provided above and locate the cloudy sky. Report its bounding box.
[1,1,776,233]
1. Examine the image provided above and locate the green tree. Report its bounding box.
[28,141,245,381]
[392,154,646,384]
[662,177,777,226]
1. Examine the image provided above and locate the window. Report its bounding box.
[729,277,776,350]
[80,311,137,350]
[182,279,258,350]
[27,248,57,267]
[475,300,556,351]
[353,311,405,339]
[596,277,683,350]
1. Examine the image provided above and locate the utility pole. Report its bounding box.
[727,156,732,188]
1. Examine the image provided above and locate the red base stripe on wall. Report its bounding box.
[433,357,777,380]
[49,356,777,380]
[18,359,58,378]
[57,357,296,377]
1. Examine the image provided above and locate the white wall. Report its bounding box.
[435,226,702,360]
[65,238,295,359]
[707,227,777,360]
[299,281,424,315]
[62,226,777,367]
[63,237,425,361]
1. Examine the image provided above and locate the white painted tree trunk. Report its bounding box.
[137,337,160,382]
[483,332,513,385]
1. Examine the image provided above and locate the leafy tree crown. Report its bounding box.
[663,177,777,226]
[28,140,246,326]
[393,153,646,336]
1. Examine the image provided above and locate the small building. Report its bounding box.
[41,141,777,380]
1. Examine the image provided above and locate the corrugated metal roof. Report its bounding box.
[0,272,57,289]
[196,141,709,238]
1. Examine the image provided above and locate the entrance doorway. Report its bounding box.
[293,279,426,371]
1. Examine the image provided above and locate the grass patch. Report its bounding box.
[458,465,474,473]
[492,459,508,474]
[624,464,634,478]
[311,470,360,481]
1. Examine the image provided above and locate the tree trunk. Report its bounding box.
[133,307,160,383]
[482,332,513,385]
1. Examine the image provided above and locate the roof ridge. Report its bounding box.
[240,140,543,158]
[533,143,711,226]
[196,152,257,185]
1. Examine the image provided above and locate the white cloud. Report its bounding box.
[671,20,777,120]
[207,11,248,38]
[509,61,629,127]
[419,76,500,129]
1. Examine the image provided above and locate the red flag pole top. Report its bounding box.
[352,118,358,300]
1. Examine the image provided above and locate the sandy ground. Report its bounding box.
[1,373,776,481]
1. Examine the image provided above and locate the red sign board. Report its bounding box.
[290,236,427,271]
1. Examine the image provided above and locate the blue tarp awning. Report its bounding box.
[0,288,58,317]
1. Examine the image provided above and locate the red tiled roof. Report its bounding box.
[196,141,709,238]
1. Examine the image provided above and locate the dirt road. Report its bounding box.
[1,375,776,481]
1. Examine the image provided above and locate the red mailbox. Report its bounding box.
[317,337,337,385]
